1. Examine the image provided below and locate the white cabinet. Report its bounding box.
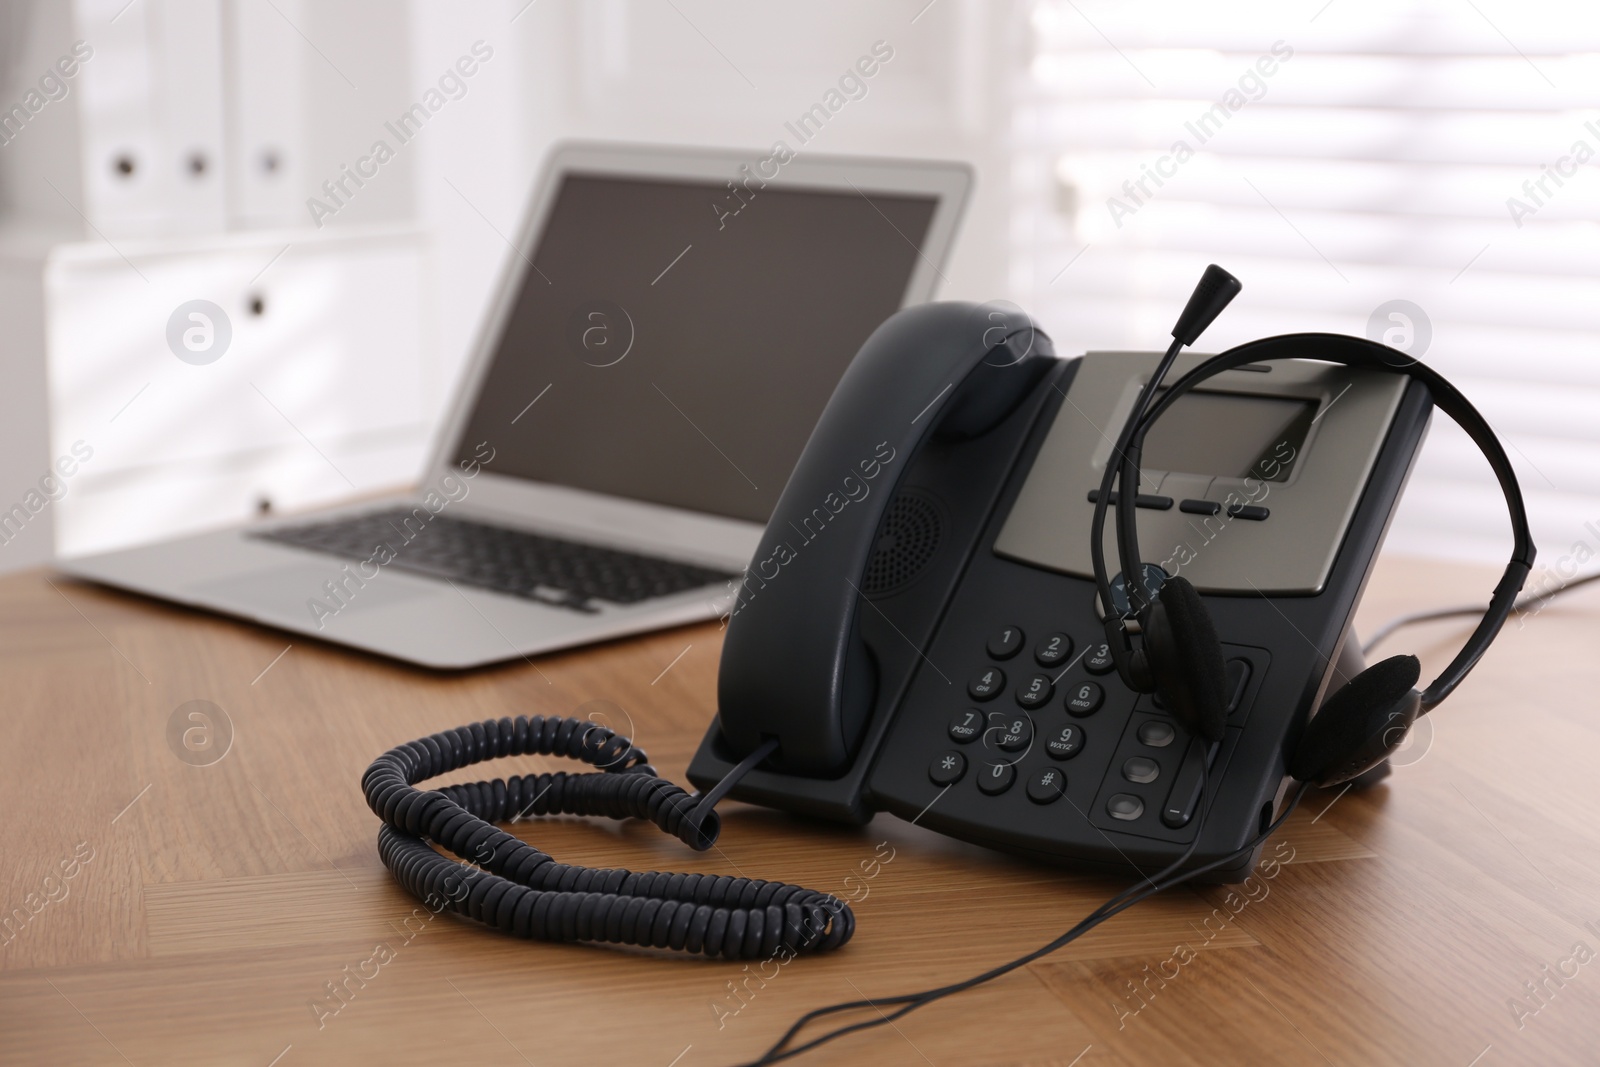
[44,225,430,557]
[70,0,229,235]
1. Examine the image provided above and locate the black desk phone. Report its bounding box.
[366,268,1531,1065]
[687,285,1529,883]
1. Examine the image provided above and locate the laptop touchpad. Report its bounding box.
[189,563,436,621]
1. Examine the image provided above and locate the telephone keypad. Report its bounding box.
[986,712,1032,752]
[948,709,983,744]
[1065,680,1104,716]
[1015,674,1054,709]
[1083,643,1116,674]
[967,667,1005,701]
[1026,767,1067,804]
[929,751,966,785]
[1045,723,1084,760]
[986,626,1025,660]
[976,760,1017,795]
[871,576,1270,860]
[1034,632,1073,667]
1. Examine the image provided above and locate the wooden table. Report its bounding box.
[2,555,1597,1066]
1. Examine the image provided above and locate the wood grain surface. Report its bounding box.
[1,554,1597,1066]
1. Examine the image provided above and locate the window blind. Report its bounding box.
[1013,0,1600,576]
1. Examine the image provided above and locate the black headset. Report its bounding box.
[1091,266,1535,788]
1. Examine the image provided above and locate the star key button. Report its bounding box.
[929,750,966,785]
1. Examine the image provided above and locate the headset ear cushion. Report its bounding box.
[1288,654,1421,787]
[1144,575,1228,742]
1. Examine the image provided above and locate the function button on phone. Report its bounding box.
[1015,674,1054,709]
[1026,767,1067,804]
[1084,643,1116,674]
[1035,632,1074,667]
[1046,723,1085,760]
[1106,793,1144,821]
[977,760,1017,795]
[1226,504,1269,521]
[1162,739,1218,828]
[948,709,983,744]
[1179,498,1222,516]
[1087,489,1174,510]
[986,626,1025,660]
[1123,756,1160,784]
[987,712,1032,752]
[968,667,1005,701]
[1065,681,1104,717]
[929,751,966,785]
[1225,658,1251,712]
[1137,720,1176,748]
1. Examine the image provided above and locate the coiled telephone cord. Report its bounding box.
[362,715,853,959]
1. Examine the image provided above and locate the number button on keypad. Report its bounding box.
[986,626,1025,660]
[948,709,983,744]
[1045,723,1085,760]
[1035,632,1073,667]
[1015,674,1054,710]
[1084,643,1116,674]
[1066,681,1104,717]
[987,712,1032,752]
[968,667,1005,701]
[977,760,1017,795]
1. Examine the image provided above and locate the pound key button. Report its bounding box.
[1027,767,1067,804]
[977,760,1017,795]
[929,751,966,786]
[968,666,1005,701]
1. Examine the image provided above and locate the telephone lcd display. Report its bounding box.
[1140,390,1316,482]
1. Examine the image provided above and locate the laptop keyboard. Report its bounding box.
[252,508,737,612]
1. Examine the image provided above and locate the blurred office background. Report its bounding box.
[0,0,1594,581]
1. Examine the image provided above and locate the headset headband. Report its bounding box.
[1095,332,1533,712]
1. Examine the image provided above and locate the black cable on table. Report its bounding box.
[362,716,853,959]
[1363,567,1600,652]
[738,773,1313,1066]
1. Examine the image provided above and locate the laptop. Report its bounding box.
[59,142,972,668]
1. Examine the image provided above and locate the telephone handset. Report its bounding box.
[691,292,1484,881]
[718,303,1052,775]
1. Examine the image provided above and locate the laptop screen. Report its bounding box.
[449,172,939,524]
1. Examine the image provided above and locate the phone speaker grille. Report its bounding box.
[862,491,942,597]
